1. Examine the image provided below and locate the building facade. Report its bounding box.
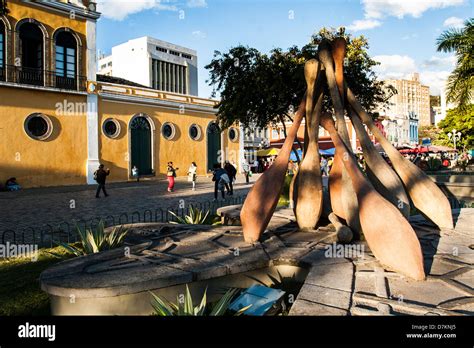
[379,73,429,146]
[98,36,198,96]
[0,0,239,188]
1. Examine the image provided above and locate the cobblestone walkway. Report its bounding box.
[0,174,258,234]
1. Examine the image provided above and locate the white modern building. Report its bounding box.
[98,36,198,95]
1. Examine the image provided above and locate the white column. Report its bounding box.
[239,123,245,173]
[86,19,100,185]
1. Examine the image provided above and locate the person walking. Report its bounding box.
[132,165,139,182]
[187,162,198,191]
[224,160,237,195]
[94,164,110,198]
[320,156,328,176]
[212,163,230,201]
[166,162,178,192]
[242,159,250,184]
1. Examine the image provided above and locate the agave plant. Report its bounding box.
[150,285,250,316]
[57,220,128,256]
[168,205,221,225]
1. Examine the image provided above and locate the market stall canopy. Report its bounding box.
[428,145,456,153]
[257,148,280,157]
[399,145,457,154]
[289,148,335,161]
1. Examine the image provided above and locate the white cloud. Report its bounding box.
[401,33,418,40]
[419,70,450,95]
[421,55,456,69]
[97,0,178,21]
[347,0,465,32]
[192,30,207,39]
[362,0,465,19]
[347,19,382,31]
[373,54,451,95]
[187,0,207,8]
[443,16,465,27]
[373,55,417,79]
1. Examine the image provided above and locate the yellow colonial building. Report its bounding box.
[0,0,240,188]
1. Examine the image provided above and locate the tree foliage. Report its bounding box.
[205,27,395,130]
[418,125,442,145]
[436,18,474,110]
[437,104,474,149]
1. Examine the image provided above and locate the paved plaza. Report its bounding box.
[0,174,258,235]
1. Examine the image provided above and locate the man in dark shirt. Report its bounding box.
[224,161,237,195]
[94,164,110,198]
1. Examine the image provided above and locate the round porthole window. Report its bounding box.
[189,124,202,141]
[102,118,121,139]
[162,122,177,140]
[228,127,239,142]
[24,113,53,140]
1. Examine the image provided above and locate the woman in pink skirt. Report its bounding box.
[166,162,178,192]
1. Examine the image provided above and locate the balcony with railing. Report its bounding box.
[1,65,87,92]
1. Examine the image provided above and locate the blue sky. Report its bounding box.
[96,0,473,98]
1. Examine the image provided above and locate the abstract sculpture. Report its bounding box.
[294,60,324,230]
[240,37,453,280]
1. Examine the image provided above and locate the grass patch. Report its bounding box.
[0,246,72,316]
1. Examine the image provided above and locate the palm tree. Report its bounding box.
[436,18,473,110]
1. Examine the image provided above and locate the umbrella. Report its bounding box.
[256,148,280,157]
[289,148,335,161]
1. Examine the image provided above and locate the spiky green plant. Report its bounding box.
[168,205,221,225]
[57,220,128,256]
[150,285,250,316]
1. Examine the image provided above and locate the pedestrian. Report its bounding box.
[132,165,139,182]
[253,159,259,173]
[320,156,328,176]
[187,162,197,190]
[94,164,110,198]
[212,163,230,201]
[224,160,237,195]
[242,159,250,184]
[288,160,295,176]
[166,162,178,192]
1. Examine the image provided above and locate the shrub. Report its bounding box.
[168,205,221,225]
[150,285,250,316]
[57,220,128,256]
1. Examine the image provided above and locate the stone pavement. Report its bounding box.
[0,174,258,236]
[40,207,473,315]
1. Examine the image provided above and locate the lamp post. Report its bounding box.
[447,129,462,150]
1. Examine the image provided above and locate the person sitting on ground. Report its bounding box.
[5,177,21,191]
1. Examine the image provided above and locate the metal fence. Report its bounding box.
[1,195,247,249]
[1,195,471,250]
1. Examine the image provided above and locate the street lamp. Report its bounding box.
[447,129,462,150]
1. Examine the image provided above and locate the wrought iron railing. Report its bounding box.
[1,195,247,249]
[2,64,87,91]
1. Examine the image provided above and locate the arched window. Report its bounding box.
[19,22,43,86]
[0,20,5,81]
[55,31,77,90]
